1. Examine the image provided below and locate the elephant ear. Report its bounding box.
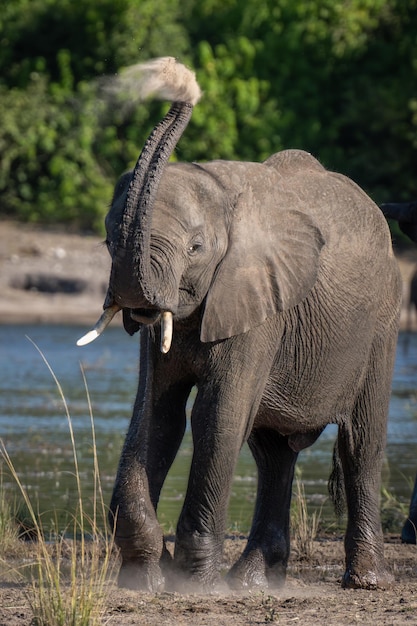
[201,187,325,342]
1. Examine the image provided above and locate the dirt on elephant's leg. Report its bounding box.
[226,546,287,591]
[337,325,398,590]
[342,540,394,590]
[118,558,165,592]
[340,462,394,589]
[110,509,166,592]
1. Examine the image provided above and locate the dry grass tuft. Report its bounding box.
[0,340,117,626]
[291,475,321,562]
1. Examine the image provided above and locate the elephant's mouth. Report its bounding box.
[129,309,173,353]
[76,305,174,353]
[130,308,161,325]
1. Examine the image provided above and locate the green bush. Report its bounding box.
[0,76,113,231]
[1,0,417,231]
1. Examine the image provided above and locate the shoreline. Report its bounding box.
[1,220,417,329]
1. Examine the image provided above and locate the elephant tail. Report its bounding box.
[328,441,346,518]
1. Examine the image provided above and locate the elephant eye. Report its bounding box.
[187,240,203,255]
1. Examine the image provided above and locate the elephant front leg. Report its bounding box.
[173,402,242,591]
[172,395,256,588]
[109,332,190,592]
[110,456,166,592]
[110,394,188,591]
[173,335,280,590]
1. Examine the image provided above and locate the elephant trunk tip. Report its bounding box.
[122,57,202,107]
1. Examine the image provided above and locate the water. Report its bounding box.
[1,325,416,534]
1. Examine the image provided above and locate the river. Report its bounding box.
[1,325,416,534]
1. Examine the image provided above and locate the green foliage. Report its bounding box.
[0,0,187,88]
[0,0,188,230]
[179,38,281,162]
[1,0,417,231]
[0,75,112,230]
[185,0,417,203]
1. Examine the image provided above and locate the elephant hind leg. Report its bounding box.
[227,428,298,590]
[338,338,396,589]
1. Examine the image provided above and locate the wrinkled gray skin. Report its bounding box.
[98,64,403,592]
[381,201,417,545]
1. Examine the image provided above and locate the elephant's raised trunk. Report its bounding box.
[116,100,194,304]
[77,58,201,351]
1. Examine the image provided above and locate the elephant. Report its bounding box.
[407,266,417,332]
[77,57,402,592]
[380,201,417,244]
[402,475,417,544]
[380,200,417,544]
[401,263,417,341]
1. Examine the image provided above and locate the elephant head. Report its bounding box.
[77,57,202,351]
[77,59,325,352]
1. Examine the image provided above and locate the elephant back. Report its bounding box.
[264,149,326,175]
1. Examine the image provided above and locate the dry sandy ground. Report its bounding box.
[1,536,417,625]
[2,220,417,624]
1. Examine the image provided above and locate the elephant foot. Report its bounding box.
[343,534,394,590]
[342,567,394,590]
[167,572,226,594]
[117,559,165,592]
[164,557,226,593]
[226,550,286,591]
[173,531,225,592]
[401,519,417,544]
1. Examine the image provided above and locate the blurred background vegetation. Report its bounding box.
[0,0,416,232]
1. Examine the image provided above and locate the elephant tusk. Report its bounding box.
[160,311,173,353]
[76,304,121,346]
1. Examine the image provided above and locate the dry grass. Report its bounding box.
[0,340,116,626]
[0,473,20,552]
[291,475,321,562]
